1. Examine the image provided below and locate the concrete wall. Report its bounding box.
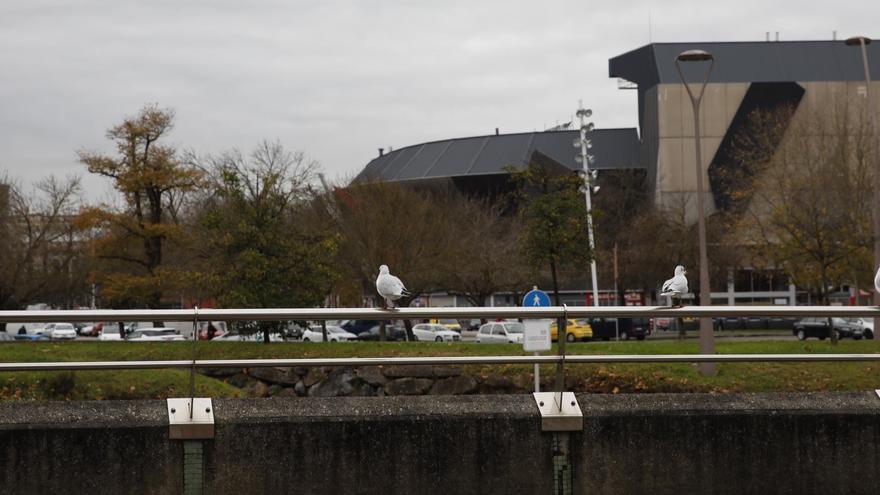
[2,393,879,494]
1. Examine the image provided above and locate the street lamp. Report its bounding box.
[674,49,716,375]
[845,36,878,319]
[574,101,600,309]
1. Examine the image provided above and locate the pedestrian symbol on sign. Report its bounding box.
[522,287,550,307]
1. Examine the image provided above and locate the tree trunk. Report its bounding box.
[820,267,837,345]
[379,321,387,341]
[320,320,328,342]
[403,319,414,341]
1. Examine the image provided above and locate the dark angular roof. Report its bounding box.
[355,128,641,183]
[610,40,880,88]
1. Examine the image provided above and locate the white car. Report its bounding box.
[302,325,358,342]
[412,323,461,342]
[98,325,122,341]
[31,323,76,340]
[475,321,525,344]
[49,323,76,340]
[211,332,284,342]
[126,327,186,341]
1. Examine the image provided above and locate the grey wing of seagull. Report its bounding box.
[391,275,411,297]
[661,277,675,295]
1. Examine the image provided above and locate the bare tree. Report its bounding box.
[0,175,86,331]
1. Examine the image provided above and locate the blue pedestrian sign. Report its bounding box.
[523,287,551,307]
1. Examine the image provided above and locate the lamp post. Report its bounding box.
[674,49,716,375]
[575,101,600,309]
[845,36,878,319]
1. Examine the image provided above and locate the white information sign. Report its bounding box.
[523,319,552,352]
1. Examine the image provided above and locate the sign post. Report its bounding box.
[522,287,551,393]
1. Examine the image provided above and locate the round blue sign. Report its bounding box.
[522,289,551,307]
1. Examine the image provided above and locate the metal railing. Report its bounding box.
[4,304,880,323]
[1,305,879,373]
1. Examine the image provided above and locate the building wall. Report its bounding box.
[652,79,880,224]
[654,82,748,223]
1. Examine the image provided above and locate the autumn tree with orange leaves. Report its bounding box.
[77,105,203,316]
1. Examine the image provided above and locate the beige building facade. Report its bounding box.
[611,40,880,224]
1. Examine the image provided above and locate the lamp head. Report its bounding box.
[845,36,872,46]
[676,49,713,62]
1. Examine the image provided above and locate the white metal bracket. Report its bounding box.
[167,398,215,440]
[875,390,880,401]
[533,392,583,432]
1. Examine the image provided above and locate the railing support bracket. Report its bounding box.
[534,392,583,432]
[168,398,214,440]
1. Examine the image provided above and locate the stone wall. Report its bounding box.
[203,365,532,397]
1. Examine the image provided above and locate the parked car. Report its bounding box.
[475,321,525,344]
[302,325,358,342]
[428,319,462,332]
[15,333,48,342]
[358,324,409,341]
[590,317,651,341]
[792,317,864,341]
[30,323,76,340]
[210,332,284,342]
[48,323,77,340]
[198,321,228,340]
[851,318,875,340]
[765,316,799,330]
[0,333,15,342]
[339,320,385,336]
[651,318,671,331]
[126,328,186,341]
[79,322,104,337]
[713,316,779,330]
[98,325,122,341]
[412,323,461,342]
[549,319,592,342]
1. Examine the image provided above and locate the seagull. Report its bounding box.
[875,266,880,298]
[376,265,411,309]
[661,265,688,308]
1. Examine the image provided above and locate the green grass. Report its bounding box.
[2,339,879,400]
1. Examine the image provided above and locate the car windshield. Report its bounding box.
[55,324,74,330]
[438,319,457,325]
[327,327,345,334]
[504,323,525,334]
[103,327,119,334]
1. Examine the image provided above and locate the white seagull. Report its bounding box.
[661,265,688,307]
[376,265,411,308]
[874,266,880,298]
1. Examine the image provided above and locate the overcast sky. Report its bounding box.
[1,0,878,197]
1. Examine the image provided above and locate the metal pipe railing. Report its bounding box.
[2,306,879,373]
[3,305,880,323]
[2,353,880,372]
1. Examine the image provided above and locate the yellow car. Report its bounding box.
[430,318,462,332]
[549,319,593,342]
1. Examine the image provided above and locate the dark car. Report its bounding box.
[713,316,770,330]
[340,320,385,336]
[792,317,864,341]
[357,324,408,341]
[589,317,651,341]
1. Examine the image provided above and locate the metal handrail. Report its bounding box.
[3,305,880,323]
[2,306,879,373]
[2,353,880,372]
